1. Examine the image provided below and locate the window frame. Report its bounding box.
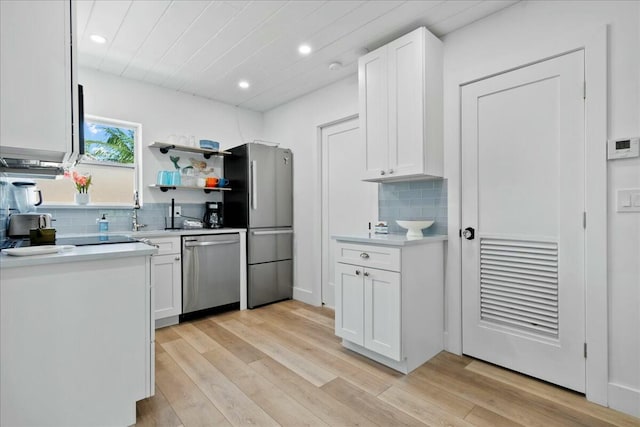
[39,115,143,208]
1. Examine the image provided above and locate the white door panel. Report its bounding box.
[462,50,586,392]
[388,29,424,176]
[364,268,401,361]
[335,263,364,345]
[321,118,377,307]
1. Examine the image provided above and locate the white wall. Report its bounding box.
[441,0,639,416]
[262,76,359,305]
[262,0,639,417]
[79,68,263,206]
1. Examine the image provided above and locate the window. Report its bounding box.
[36,115,142,206]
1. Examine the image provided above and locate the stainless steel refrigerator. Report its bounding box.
[224,143,293,308]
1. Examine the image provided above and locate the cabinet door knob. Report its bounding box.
[388,169,394,174]
[360,253,370,259]
[363,271,370,277]
[355,270,361,275]
[380,170,386,175]
[175,256,181,261]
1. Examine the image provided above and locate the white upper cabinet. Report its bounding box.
[359,27,443,182]
[0,0,78,164]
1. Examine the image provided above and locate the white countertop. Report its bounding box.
[332,233,448,247]
[0,228,247,269]
[0,242,157,269]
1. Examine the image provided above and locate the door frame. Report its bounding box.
[447,27,608,405]
[318,114,360,307]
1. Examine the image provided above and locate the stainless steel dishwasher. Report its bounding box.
[181,233,240,319]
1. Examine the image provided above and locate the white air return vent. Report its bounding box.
[480,238,559,337]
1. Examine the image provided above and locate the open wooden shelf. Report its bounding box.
[149,141,231,159]
[149,184,231,194]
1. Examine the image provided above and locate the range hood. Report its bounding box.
[0,158,65,179]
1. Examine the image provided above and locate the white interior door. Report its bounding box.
[462,51,586,392]
[322,117,378,307]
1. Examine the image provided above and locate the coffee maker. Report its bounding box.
[203,202,223,228]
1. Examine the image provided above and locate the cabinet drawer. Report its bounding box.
[148,237,180,256]
[336,242,400,272]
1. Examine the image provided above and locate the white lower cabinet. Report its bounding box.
[334,239,444,373]
[149,237,182,327]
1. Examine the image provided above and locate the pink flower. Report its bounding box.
[65,169,92,193]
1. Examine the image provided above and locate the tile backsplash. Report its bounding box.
[44,203,208,235]
[378,178,448,235]
[1,202,208,236]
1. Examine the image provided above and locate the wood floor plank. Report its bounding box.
[252,319,393,395]
[290,307,334,329]
[171,323,219,353]
[219,318,337,387]
[203,345,329,426]
[139,302,638,427]
[194,319,267,364]
[250,357,378,426]
[464,405,525,427]
[465,360,640,427]
[428,353,621,427]
[155,351,230,427]
[383,380,475,418]
[254,304,403,383]
[377,384,475,427]
[322,377,427,426]
[135,385,183,427]
[155,326,181,344]
[413,357,614,427]
[161,338,278,426]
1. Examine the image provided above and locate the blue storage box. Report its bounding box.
[199,139,220,150]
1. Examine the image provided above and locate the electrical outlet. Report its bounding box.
[168,206,182,217]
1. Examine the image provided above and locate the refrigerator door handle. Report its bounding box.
[251,230,294,236]
[251,160,258,210]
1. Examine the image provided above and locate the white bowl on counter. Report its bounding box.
[396,220,434,238]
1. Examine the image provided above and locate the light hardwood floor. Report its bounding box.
[136,300,638,427]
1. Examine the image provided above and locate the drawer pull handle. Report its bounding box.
[355,270,361,275]
[363,271,370,277]
[360,253,370,259]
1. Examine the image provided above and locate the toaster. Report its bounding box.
[8,213,53,237]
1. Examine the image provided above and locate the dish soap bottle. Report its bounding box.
[97,214,109,233]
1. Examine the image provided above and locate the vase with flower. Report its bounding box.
[65,170,92,205]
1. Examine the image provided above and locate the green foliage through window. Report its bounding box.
[84,122,135,164]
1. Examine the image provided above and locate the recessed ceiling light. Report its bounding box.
[298,44,312,55]
[238,80,250,89]
[89,34,107,44]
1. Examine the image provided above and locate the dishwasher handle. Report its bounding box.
[184,240,238,248]
[251,229,293,236]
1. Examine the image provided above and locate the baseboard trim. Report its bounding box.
[608,382,640,418]
[292,287,316,306]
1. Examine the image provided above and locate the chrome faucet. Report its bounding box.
[132,191,147,232]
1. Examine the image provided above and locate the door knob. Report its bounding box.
[363,271,370,277]
[380,170,386,175]
[388,169,394,174]
[355,270,361,275]
[462,227,475,240]
[175,256,181,261]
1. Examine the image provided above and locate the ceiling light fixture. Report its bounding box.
[238,80,250,89]
[298,44,312,55]
[328,61,342,71]
[89,34,107,44]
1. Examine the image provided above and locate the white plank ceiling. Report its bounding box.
[77,0,519,112]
